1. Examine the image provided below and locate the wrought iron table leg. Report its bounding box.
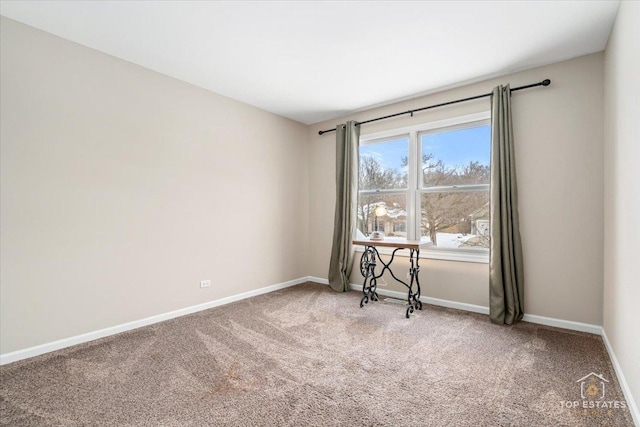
[360,277,370,307]
[360,247,379,308]
[361,277,379,307]
[405,248,422,318]
[413,248,422,310]
[406,304,414,318]
[413,249,422,310]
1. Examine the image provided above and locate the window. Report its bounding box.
[358,137,408,238]
[357,112,491,262]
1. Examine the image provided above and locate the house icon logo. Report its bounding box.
[561,372,625,411]
[576,373,609,400]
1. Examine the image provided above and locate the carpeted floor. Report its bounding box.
[0,282,634,426]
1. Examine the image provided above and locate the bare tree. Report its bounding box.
[358,156,405,235]
[401,154,490,246]
[359,156,401,190]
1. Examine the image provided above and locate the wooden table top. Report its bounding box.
[352,239,433,249]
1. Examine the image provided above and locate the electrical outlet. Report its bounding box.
[200,280,211,288]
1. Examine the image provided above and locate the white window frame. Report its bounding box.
[357,111,491,263]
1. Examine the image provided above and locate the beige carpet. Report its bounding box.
[0,282,634,426]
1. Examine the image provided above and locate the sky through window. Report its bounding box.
[360,125,490,172]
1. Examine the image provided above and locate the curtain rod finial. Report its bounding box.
[542,79,551,86]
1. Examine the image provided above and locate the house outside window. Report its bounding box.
[357,112,491,263]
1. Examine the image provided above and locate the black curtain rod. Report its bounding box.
[318,79,551,135]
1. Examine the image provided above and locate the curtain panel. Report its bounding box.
[328,121,360,292]
[489,85,525,325]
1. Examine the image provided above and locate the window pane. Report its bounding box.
[357,194,407,239]
[421,125,490,187]
[359,137,408,190]
[420,191,489,249]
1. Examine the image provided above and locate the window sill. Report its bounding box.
[354,245,489,264]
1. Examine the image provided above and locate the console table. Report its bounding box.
[353,239,431,318]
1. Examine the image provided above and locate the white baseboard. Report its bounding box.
[602,329,640,427]
[0,277,309,366]
[307,276,329,285]
[347,282,491,315]
[521,313,602,335]
[308,278,602,334]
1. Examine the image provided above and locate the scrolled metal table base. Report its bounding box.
[358,245,423,318]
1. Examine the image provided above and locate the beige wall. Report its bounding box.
[308,53,605,324]
[603,0,640,415]
[0,17,309,354]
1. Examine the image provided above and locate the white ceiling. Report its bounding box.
[0,1,619,125]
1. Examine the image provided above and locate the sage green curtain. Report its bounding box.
[489,85,525,325]
[328,121,360,292]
